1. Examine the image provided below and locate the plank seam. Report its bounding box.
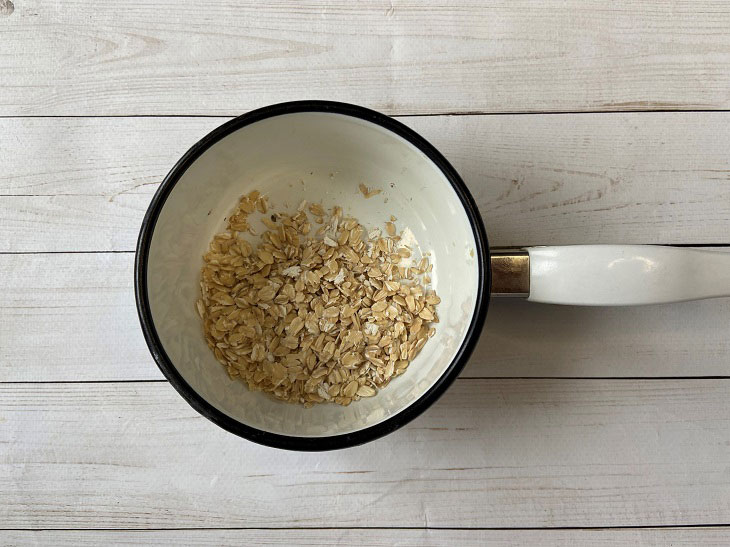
[4,377,730,385]
[3,524,730,531]
[1,244,729,256]
[1,109,730,120]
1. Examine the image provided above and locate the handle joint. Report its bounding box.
[490,249,530,297]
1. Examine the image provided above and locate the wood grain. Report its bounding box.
[2,1,730,115]
[3,251,730,382]
[3,528,730,546]
[3,380,730,528]
[2,113,730,252]
[0,253,151,382]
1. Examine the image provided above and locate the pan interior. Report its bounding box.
[145,111,480,437]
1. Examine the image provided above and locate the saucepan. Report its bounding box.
[135,101,730,450]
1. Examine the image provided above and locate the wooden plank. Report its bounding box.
[3,380,730,528]
[0,117,222,253]
[3,528,730,546]
[3,251,730,382]
[0,253,151,382]
[3,1,730,115]
[2,113,730,252]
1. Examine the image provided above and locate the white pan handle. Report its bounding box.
[526,245,730,306]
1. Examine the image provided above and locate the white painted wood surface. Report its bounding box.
[4,380,730,529]
[2,0,730,115]
[3,528,730,547]
[3,252,730,382]
[4,0,730,542]
[2,113,730,252]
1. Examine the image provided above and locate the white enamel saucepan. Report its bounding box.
[135,101,730,450]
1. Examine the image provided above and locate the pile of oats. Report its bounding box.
[197,190,440,407]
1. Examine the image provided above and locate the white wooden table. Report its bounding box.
[3,1,730,545]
